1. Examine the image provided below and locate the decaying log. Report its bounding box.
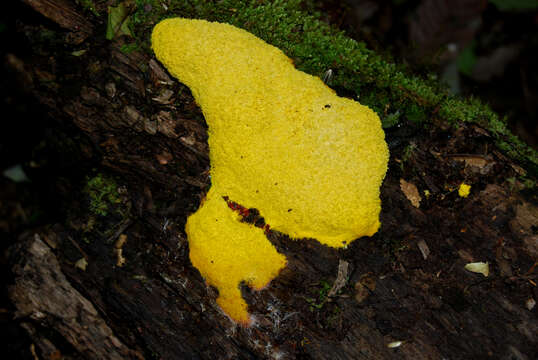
[8,233,143,359]
[5,1,538,359]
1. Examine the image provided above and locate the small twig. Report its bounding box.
[328,260,350,297]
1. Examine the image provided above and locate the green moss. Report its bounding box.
[405,103,427,123]
[120,42,140,53]
[305,280,331,311]
[84,174,121,217]
[132,0,537,176]
[381,110,401,129]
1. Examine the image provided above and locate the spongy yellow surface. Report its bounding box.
[152,18,389,325]
[458,183,471,198]
[185,188,287,325]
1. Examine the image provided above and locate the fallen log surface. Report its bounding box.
[3,1,537,359]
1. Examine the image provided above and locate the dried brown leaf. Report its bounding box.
[400,179,421,208]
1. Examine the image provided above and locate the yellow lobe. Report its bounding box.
[186,188,286,326]
[152,18,389,324]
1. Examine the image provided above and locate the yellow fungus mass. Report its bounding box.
[458,183,471,198]
[152,18,389,325]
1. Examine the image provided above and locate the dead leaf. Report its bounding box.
[387,341,403,348]
[71,49,87,57]
[354,273,376,304]
[451,155,488,167]
[400,179,421,207]
[450,154,495,174]
[464,262,489,277]
[354,282,369,303]
[3,164,29,183]
[106,3,133,40]
[75,258,88,271]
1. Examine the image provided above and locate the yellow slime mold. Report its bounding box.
[152,18,389,325]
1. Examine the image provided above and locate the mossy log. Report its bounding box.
[6,1,537,359]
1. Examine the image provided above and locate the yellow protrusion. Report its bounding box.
[458,183,471,198]
[152,18,389,325]
[186,188,287,325]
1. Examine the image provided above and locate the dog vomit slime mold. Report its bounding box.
[152,18,389,325]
